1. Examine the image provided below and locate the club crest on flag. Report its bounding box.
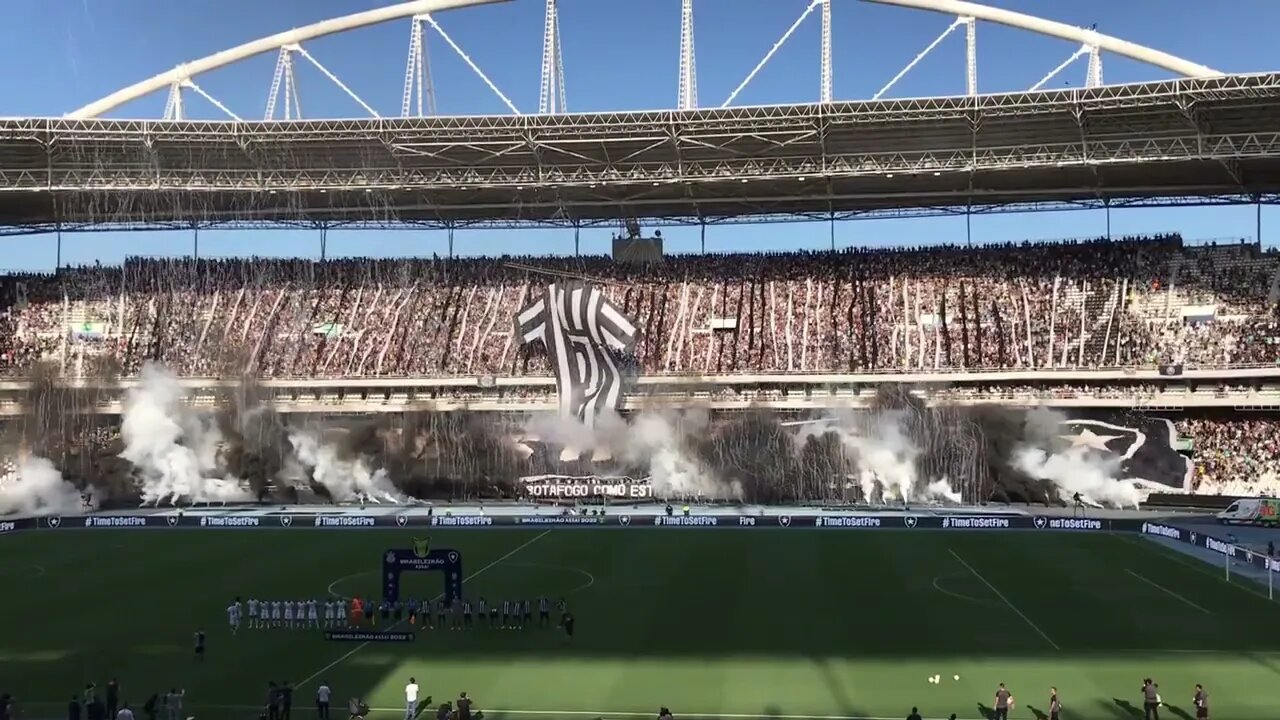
[516,281,639,429]
[412,537,431,558]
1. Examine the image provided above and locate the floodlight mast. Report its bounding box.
[539,0,567,114]
[677,0,698,110]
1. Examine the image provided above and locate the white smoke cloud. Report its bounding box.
[118,362,252,505]
[283,429,403,503]
[0,455,91,516]
[1011,407,1142,508]
[520,410,742,500]
[925,478,963,505]
[824,408,924,504]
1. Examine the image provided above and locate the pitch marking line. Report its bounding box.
[23,704,990,720]
[947,548,1061,651]
[930,573,1002,608]
[1125,568,1212,614]
[326,570,375,599]
[1112,533,1275,602]
[298,528,554,689]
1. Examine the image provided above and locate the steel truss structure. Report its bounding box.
[3,73,1280,231]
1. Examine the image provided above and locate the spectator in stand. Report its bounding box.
[2,235,1277,379]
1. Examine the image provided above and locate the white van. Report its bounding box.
[1216,498,1280,526]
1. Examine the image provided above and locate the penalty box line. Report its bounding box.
[298,528,555,689]
[947,548,1061,652]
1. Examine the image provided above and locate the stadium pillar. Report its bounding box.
[965,209,972,247]
[701,222,706,253]
[55,227,62,271]
[829,216,835,251]
[193,227,199,261]
[319,226,328,261]
[1106,203,1112,240]
[574,225,580,256]
[448,226,455,258]
[1258,201,1263,246]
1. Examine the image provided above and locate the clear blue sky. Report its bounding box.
[1,0,1278,271]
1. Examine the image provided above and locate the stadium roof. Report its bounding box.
[2,72,1280,232]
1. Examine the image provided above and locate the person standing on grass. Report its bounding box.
[164,688,184,720]
[316,681,331,720]
[1193,683,1209,720]
[106,679,119,720]
[1144,678,1164,719]
[141,694,157,720]
[404,677,420,720]
[194,630,206,662]
[88,695,105,720]
[905,707,921,720]
[1048,687,1062,720]
[68,695,81,720]
[280,681,293,720]
[266,683,280,720]
[993,683,1014,720]
[456,693,472,720]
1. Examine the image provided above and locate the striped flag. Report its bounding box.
[516,281,639,427]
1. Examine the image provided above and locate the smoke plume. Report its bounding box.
[0,360,1168,513]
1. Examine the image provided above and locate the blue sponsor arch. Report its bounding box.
[382,538,464,604]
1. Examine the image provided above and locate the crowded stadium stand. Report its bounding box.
[0,235,1277,378]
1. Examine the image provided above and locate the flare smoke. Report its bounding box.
[1,362,1166,513]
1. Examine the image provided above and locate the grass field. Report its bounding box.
[3,528,1280,720]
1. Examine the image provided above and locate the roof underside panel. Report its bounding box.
[3,74,1280,229]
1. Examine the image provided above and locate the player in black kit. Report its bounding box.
[1193,684,1208,720]
[538,597,550,628]
[563,612,575,639]
[992,683,1012,720]
[193,631,206,662]
[1048,687,1061,720]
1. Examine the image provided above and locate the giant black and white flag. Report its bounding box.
[516,282,639,427]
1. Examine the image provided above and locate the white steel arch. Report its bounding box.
[66,0,507,119]
[864,0,1221,78]
[66,0,1224,120]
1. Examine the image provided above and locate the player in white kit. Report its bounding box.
[271,600,283,627]
[308,599,319,628]
[227,601,241,634]
[248,598,260,629]
[283,599,295,628]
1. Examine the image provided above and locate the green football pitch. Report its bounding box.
[3,527,1279,720]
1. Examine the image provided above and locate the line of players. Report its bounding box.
[226,599,346,631]
[225,597,572,633]
[368,596,568,631]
